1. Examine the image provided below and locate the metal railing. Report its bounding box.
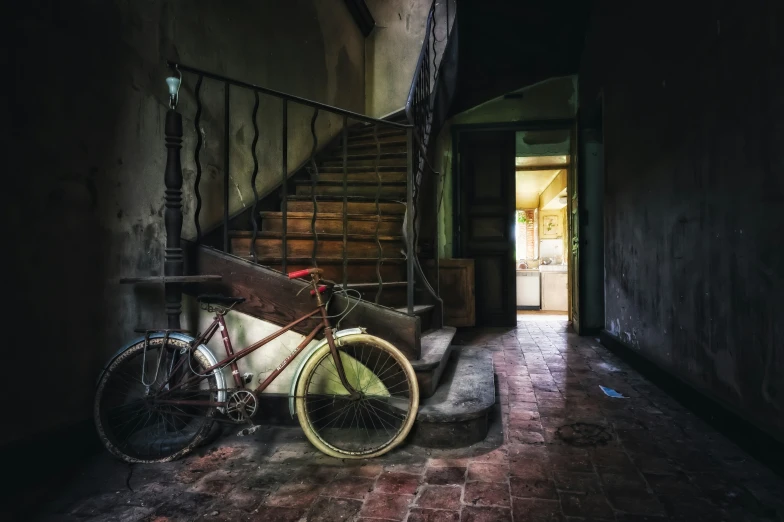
[168,61,416,313]
[404,0,455,321]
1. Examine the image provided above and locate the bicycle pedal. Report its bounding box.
[237,425,262,437]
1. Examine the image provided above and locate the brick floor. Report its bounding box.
[34,315,784,521]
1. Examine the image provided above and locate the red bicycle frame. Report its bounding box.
[155,273,358,407]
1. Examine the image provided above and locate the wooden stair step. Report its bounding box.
[231,232,404,258]
[320,159,407,169]
[317,165,407,173]
[285,197,405,215]
[316,172,407,183]
[258,260,407,284]
[349,126,406,138]
[346,134,407,149]
[321,153,407,168]
[412,348,495,447]
[294,184,406,198]
[260,211,402,235]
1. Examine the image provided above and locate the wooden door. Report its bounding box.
[458,131,516,326]
[568,123,580,331]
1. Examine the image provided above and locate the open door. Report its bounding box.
[458,131,516,326]
[568,122,580,332]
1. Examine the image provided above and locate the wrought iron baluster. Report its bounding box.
[309,108,320,268]
[342,116,348,290]
[405,128,414,314]
[373,124,383,304]
[193,74,203,243]
[249,91,260,263]
[281,100,288,273]
[223,82,230,253]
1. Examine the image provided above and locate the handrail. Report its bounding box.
[404,6,434,121]
[168,61,412,129]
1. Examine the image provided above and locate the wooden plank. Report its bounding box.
[331,293,420,359]
[260,260,406,284]
[232,237,402,258]
[425,259,476,327]
[295,185,406,198]
[285,200,405,215]
[261,212,402,235]
[119,275,222,284]
[183,242,419,358]
[317,172,407,183]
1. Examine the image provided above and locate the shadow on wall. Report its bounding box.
[4,0,365,448]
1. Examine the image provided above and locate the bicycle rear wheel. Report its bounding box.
[295,333,418,458]
[94,337,218,463]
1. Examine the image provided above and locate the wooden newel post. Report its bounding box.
[164,107,184,329]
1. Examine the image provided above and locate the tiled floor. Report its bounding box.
[35,316,784,521]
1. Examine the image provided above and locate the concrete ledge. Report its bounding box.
[411,349,495,448]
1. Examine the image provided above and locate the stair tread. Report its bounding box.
[317,165,408,173]
[416,348,495,423]
[411,326,456,371]
[345,281,407,288]
[287,195,405,203]
[259,211,402,221]
[324,152,407,161]
[394,304,435,315]
[250,257,406,264]
[294,180,405,186]
[230,231,402,241]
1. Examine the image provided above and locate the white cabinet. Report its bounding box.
[541,271,568,311]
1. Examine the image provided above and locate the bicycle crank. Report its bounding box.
[225,390,258,424]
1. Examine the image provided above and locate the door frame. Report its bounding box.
[451,119,576,322]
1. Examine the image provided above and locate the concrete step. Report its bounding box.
[411,326,455,398]
[411,348,495,448]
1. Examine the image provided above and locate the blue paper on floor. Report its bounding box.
[599,385,627,398]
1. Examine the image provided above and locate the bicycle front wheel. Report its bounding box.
[94,337,218,463]
[295,333,419,459]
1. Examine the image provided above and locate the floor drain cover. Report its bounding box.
[556,422,613,447]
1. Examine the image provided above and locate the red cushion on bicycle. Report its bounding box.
[310,285,327,296]
[288,269,311,279]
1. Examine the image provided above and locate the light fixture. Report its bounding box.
[166,68,182,109]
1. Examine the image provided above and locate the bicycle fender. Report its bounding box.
[288,327,365,417]
[96,332,228,409]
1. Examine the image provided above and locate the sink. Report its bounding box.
[539,265,567,272]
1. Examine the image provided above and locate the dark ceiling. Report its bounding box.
[451,0,592,115]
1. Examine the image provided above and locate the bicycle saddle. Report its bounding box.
[197,294,246,305]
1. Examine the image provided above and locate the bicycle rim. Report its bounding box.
[95,338,217,463]
[297,335,418,458]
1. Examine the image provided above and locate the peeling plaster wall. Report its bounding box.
[4,0,364,446]
[434,76,577,258]
[364,0,455,117]
[581,0,784,439]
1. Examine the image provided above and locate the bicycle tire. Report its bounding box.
[94,337,218,463]
[295,333,419,459]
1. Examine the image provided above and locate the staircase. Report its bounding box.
[173,0,493,448]
[233,115,414,310]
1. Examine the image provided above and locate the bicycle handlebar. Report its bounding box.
[287,268,323,279]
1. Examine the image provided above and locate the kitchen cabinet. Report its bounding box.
[541,271,568,311]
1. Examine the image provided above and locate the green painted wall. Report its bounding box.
[434,76,578,258]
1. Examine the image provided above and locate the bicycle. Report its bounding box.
[94,268,419,463]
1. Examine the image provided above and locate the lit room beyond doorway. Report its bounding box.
[514,130,570,316]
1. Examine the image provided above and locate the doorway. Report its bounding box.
[454,121,575,327]
[514,130,570,315]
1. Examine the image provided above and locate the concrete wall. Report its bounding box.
[581,0,784,440]
[435,77,578,257]
[4,0,365,447]
[364,0,456,117]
